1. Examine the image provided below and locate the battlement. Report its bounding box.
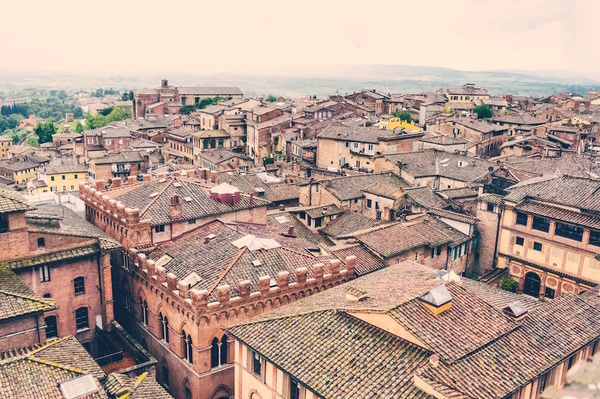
[129,249,355,315]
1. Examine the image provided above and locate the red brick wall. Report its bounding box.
[0,314,45,352]
[16,255,103,344]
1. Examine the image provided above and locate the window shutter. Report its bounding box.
[261,358,267,383]
[282,374,291,398]
[510,236,516,245]
[246,348,253,370]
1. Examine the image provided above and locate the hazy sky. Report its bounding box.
[2,0,599,79]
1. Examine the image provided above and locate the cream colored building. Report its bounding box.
[34,163,88,193]
[496,175,600,298]
[0,136,11,158]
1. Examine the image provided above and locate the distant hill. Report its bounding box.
[1,65,599,98]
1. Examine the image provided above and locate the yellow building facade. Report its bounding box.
[0,137,11,158]
[37,164,88,193]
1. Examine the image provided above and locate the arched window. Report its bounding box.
[141,299,148,325]
[524,272,541,298]
[211,337,219,368]
[182,331,193,363]
[220,334,227,365]
[162,364,169,388]
[159,313,169,343]
[37,237,45,248]
[159,313,164,340]
[45,316,57,339]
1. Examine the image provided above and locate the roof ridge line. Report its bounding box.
[140,177,175,215]
[206,247,247,295]
[0,289,56,308]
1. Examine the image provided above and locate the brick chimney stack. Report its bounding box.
[169,195,182,220]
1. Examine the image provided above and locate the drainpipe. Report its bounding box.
[96,252,104,305]
[492,204,503,269]
[36,313,41,343]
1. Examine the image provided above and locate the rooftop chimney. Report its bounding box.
[169,195,182,220]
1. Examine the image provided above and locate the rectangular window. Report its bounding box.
[74,174,78,179]
[75,308,89,330]
[51,176,55,181]
[436,246,442,256]
[590,230,600,247]
[290,379,302,399]
[314,218,322,228]
[40,265,51,282]
[74,277,85,295]
[533,242,543,252]
[155,225,165,233]
[253,352,262,376]
[188,219,196,225]
[414,253,418,261]
[0,213,8,233]
[375,202,380,210]
[532,216,550,233]
[366,199,372,208]
[62,175,65,180]
[487,203,494,212]
[545,288,555,299]
[516,212,528,226]
[555,222,583,242]
[515,236,524,246]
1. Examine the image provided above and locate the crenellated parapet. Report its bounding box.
[129,249,357,321]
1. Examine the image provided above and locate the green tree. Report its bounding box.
[33,119,56,144]
[73,107,83,118]
[57,90,67,100]
[391,110,412,122]
[25,135,40,149]
[75,121,84,133]
[499,278,519,293]
[267,95,277,103]
[179,96,222,115]
[129,90,134,100]
[121,91,130,101]
[11,132,20,145]
[473,105,493,119]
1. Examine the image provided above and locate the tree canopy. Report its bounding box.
[266,95,277,103]
[34,119,56,144]
[179,96,222,115]
[473,105,493,119]
[85,107,131,130]
[391,110,412,122]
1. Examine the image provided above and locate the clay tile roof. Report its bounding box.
[108,178,269,226]
[421,293,600,399]
[362,182,402,199]
[105,372,173,399]
[321,173,408,201]
[504,175,600,212]
[0,336,108,398]
[388,282,518,363]
[320,211,383,239]
[405,186,445,209]
[228,310,432,399]
[428,208,478,224]
[0,264,56,320]
[26,204,121,251]
[329,243,386,276]
[0,187,32,213]
[356,220,456,259]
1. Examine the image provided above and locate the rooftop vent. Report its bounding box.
[159,178,167,183]
[435,270,461,282]
[204,234,216,244]
[252,259,262,267]
[149,192,159,198]
[173,182,181,188]
[502,301,527,319]
[346,286,368,302]
[420,284,452,314]
[232,235,281,251]
[183,196,192,202]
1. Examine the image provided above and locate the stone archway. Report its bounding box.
[210,384,232,399]
[523,272,541,298]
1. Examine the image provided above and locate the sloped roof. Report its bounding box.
[0,187,32,213]
[26,204,121,251]
[105,372,173,399]
[0,336,108,399]
[321,173,408,201]
[421,293,600,399]
[109,178,269,226]
[228,310,432,399]
[320,211,383,239]
[504,175,600,212]
[0,264,56,320]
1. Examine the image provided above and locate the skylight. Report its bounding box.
[59,374,98,399]
[420,284,452,307]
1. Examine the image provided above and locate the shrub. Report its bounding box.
[499,278,519,293]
